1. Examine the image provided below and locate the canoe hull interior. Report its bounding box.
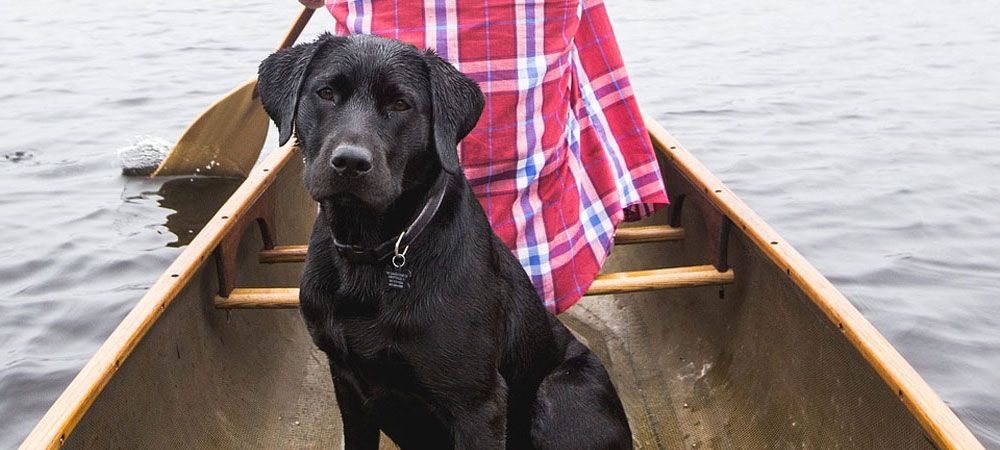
[60,150,934,449]
[570,167,930,448]
[66,156,342,448]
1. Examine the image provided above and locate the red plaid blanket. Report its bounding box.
[326,0,669,313]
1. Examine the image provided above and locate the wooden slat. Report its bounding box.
[587,265,732,295]
[214,265,733,309]
[641,111,983,449]
[215,288,300,309]
[614,225,685,244]
[259,245,307,264]
[259,225,685,264]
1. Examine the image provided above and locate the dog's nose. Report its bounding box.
[330,145,373,177]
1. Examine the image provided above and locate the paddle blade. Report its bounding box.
[152,79,270,178]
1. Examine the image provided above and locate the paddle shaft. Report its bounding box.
[279,7,316,51]
[251,7,314,100]
[150,6,317,177]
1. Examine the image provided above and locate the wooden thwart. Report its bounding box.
[259,225,685,264]
[214,264,733,309]
[587,264,733,295]
[215,288,300,309]
[259,245,308,264]
[614,225,685,244]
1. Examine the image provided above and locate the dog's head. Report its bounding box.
[258,33,484,211]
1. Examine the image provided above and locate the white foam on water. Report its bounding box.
[117,135,170,176]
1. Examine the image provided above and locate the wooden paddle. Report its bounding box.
[152,7,315,178]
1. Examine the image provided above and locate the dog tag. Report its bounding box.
[385,266,411,290]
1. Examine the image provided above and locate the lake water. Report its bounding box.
[1,0,998,447]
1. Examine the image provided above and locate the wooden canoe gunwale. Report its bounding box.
[20,116,982,448]
[19,143,301,449]
[641,113,981,449]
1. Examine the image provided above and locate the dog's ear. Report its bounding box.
[423,50,485,174]
[258,34,339,146]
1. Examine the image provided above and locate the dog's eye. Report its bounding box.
[317,87,337,102]
[391,99,410,111]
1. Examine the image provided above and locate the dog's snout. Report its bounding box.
[330,145,373,177]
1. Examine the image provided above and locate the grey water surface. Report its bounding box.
[1,0,998,447]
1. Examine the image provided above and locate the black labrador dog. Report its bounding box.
[258,33,631,449]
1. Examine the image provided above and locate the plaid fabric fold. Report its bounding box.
[327,0,668,313]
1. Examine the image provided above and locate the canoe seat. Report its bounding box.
[214,264,734,309]
[258,225,685,264]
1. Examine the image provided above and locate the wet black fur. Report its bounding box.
[258,33,632,449]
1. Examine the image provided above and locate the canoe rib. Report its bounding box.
[214,265,735,309]
[258,225,685,264]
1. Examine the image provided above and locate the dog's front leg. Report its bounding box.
[450,373,508,450]
[329,364,379,450]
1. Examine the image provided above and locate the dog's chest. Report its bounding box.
[320,295,426,365]
[304,259,442,388]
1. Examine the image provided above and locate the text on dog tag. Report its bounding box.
[385,267,411,290]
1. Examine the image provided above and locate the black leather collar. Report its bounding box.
[332,173,450,264]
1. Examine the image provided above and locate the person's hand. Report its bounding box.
[298,0,325,8]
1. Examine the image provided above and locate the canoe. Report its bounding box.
[20,113,983,449]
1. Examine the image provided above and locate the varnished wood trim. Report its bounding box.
[642,111,982,449]
[277,7,315,50]
[588,265,733,295]
[215,288,300,309]
[19,144,300,450]
[259,245,309,264]
[614,225,685,244]
[214,265,734,309]
[259,225,685,264]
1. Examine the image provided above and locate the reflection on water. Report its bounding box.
[155,177,242,247]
